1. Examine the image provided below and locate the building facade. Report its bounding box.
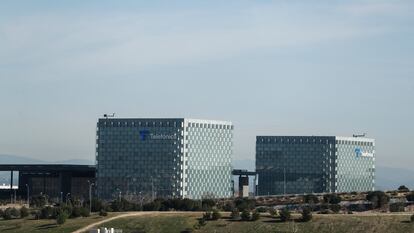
[96,118,233,199]
[256,136,375,195]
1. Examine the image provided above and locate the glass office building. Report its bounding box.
[96,118,233,200]
[256,136,375,195]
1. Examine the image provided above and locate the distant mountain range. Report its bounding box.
[0,155,412,191]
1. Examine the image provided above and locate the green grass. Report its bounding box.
[98,213,414,233]
[0,213,116,233]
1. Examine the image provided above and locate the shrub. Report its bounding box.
[229,208,239,220]
[301,207,312,222]
[389,203,405,212]
[211,210,221,220]
[91,198,105,212]
[56,212,68,225]
[268,208,278,217]
[323,194,341,204]
[203,211,212,220]
[80,207,90,217]
[99,209,108,216]
[0,209,3,218]
[366,191,390,209]
[280,208,291,222]
[251,211,260,221]
[241,210,251,221]
[40,206,53,219]
[304,194,319,204]
[10,208,20,218]
[2,208,13,220]
[31,210,41,220]
[201,199,216,211]
[71,207,81,218]
[198,217,206,226]
[20,206,29,218]
[411,214,414,223]
[330,204,341,213]
[234,198,255,212]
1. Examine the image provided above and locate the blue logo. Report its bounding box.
[139,130,150,141]
[355,148,363,157]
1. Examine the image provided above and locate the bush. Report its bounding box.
[20,206,29,218]
[80,207,90,217]
[2,208,13,220]
[91,198,105,212]
[251,211,260,221]
[10,208,20,218]
[198,217,206,226]
[280,208,291,222]
[304,194,319,204]
[0,209,3,218]
[211,210,221,220]
[389,202,405,212]
[71,207,81,218]
[268,208,278,217]
[230,209,240,220]
[301,207,312,222]
[31,210,41,220]
[99,209,108,216]
[181,228,193,233]
[366,191,390,209]
[40,206,53,219]
[330,204,341,213]
[56,212,68,225]
[203,211,212,220]
[201,199,216,211]
[323,194,341,204]
[411,214,414,223]
[240,210,251,221]
[234,198,255,212]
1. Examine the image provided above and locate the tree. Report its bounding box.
[20,206,29,218]
[323,194,341,204]
[301,207,312,222]
[280,208,291,222]
[398,185,410,192]
[240,210,251,221]
[251,211,260,221]
[406,192,414,202]
[366,191,390,209]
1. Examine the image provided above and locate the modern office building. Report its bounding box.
[256,136,375,195]
[96,118,233,200]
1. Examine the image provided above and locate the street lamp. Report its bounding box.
[25,184,30,207]
[87,180,95,213]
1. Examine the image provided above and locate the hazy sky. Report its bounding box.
[1,1,413,168]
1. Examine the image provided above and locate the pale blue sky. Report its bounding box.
[0,1,413,168]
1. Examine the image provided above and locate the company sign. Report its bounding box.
[355,148,374,158]
[139,130,176,141]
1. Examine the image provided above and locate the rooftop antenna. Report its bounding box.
[353,133,366,138]
[103,113,115,119]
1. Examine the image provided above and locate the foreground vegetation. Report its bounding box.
[0,213,116,233]
[97,213,414,233]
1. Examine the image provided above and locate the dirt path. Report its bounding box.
[72,211,201,233]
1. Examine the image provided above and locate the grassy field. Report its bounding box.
[0,213,117,233]
[1,212,414,233]
[97,213,414,233]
